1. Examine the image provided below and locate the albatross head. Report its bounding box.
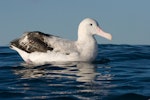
[78,18,112,41]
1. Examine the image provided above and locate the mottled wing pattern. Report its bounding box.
[10,31,54,53]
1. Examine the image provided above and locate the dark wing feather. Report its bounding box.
[10,31,54,53]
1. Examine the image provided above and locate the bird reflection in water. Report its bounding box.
[13,62,112,83]
[13,62,114,99]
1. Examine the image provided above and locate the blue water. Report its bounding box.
[0,44,150,100]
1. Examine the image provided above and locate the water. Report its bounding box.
[0,44,150,100]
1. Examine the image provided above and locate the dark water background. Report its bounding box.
[0,44,150,100]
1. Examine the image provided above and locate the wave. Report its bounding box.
[98,44,150,62]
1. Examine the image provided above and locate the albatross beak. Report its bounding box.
[96,26,112,40]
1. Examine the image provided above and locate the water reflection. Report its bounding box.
[13,62,114,99]
[76,62,97,82]
[13,62,113,83]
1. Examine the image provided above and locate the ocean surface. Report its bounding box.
[0,44,150,100]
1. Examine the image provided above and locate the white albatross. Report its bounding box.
[10,18,112,65]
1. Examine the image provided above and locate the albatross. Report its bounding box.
[10,18,112,65]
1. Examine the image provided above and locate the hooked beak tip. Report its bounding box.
[97,27,112,40]
[108,34,112,40]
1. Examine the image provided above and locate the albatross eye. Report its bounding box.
[90,23,93,26]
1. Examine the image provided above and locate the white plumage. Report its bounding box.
[10,18,112,65]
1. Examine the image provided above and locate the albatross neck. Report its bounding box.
[77,28,97,44]
[76,32,98,61]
